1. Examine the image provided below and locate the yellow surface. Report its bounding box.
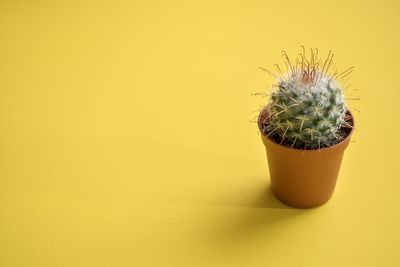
[1,0,399,266]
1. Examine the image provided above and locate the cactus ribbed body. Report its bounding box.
[260,48,354,149]
[267,71,347,149]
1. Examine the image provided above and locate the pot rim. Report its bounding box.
[258,105,355,153]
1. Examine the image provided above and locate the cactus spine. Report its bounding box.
[261,47,353,149]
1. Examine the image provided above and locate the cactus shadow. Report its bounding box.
[207,180,310,248]
[214,180,292,210]
[244,182,290,209]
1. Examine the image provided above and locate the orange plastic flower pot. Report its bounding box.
[258,106,355,208]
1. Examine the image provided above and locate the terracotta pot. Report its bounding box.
[258,106,355,208]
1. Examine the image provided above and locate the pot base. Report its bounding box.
[271,186,332,209]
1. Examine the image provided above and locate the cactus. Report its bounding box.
[260,47,353,149]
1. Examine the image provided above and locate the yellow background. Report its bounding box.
[1,0,399,266]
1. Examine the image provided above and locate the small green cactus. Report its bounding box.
[260,47,353,149]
